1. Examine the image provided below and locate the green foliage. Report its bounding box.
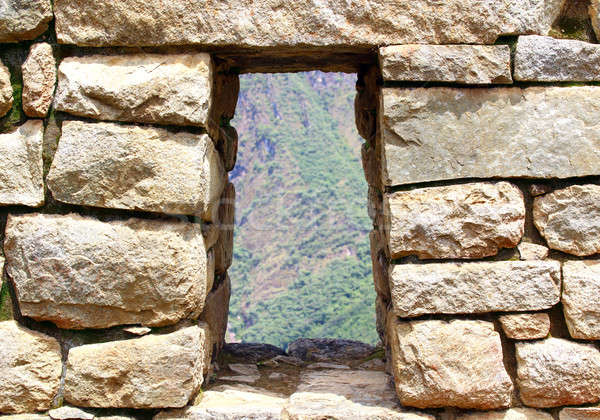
[228,72,377,349]
[0,280,13,321]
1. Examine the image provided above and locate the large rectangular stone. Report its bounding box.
[53,0,562,47]
[380,45,512,84]
[387,318,513,409]
[64,326,208,408]
[47,121,226,220]
[389,261,561,317]
[0,121,44,207]
[381,87,600,186]
[384,182,525,260]
[4,213,211,329]
[515,36,600,81]
[54,53,213,128]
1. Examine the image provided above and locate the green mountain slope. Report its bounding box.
[228,71,376,349]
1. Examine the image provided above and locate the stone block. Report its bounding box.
[563,260,600,339]
[380,45,512,84]
[54,53,213,128]
[0,0,53,42]
[200,274,231,354]
[518,242,549,260]
[387,317,513,409]
[64,326,208,408]
[515,35,600,82]
[384,182,525,259]
[369,230,390,300]
[560,407,600,419]
[498,313,550,340]
[0,61,13,118]
[381,87,600,186]
[0,121,44,207]
[0,321,62,414]
[53,0,562,47]
[458,408,553,420]
[534,185,600,256]
[389,261,561,317]
[4,213,210,329]
[22,43,56,118]
[47,121,226,220]
[214,183,235,274]
[516,338,600,407]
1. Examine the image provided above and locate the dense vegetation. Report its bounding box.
[227,72,377,349]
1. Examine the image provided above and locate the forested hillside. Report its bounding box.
[227,72,377,348]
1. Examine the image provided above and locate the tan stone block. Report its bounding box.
[498,313,550,340]
[22,43,56,118]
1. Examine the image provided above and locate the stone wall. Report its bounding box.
[2,0,600,418]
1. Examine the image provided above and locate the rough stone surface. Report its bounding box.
[47,121,226,220]
[21,43,56,118]
[214,183,236,273]
[0,321,62,414]
[458,408,553,420]
[369,230,390,299]
[498,313,550,340]
[516,338,600,407]
[389,261,561,317]
[515,35,600,81]
[4,213,210,329]
[384,182,525,260]
[53,0,562,47]
[49,407,94,420]
[388,318,513,409]
[0,416,49,420]
[154,384,286,420]
[54,53,213,128]
[288,338,375,363]
[563,260,600,339]
[0,0,53,42]
[283,392,433,420]
[560,408,600,419]
[381,87,600,186]
[380,45,512,84]
[64,326,207,408]
[518,242,549,260]
[0,61,13,118]
[223,343,286,364]
[200,275,231,354]
[534,185,600,256]
[0,120,45,207]
[123,326,151,336]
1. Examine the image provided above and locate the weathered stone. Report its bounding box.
[0,321,62,414]
[515,35,600,81]
[22,43,56,118]
[283,392,434,420]
[375,295,388,342]
[369,230,390,299]
[214,183,236,274]
[4,213,210,329]
[53,0,562,47]
[385,182,525,260]
[154,384,286,420]
[0,61,13,118]
[389,261,561,317]
[518,242,549,260]
[215,125,238,172]
[0,416,49,420]
[223,343,286,364]
[288,338,375,363]
[355,66,379,145]
[381,87,600,186]
[387,318,513,409]
[458,408,553,420]
[0,120,44,207]
[47,121,226,220]
[516,338,600,407]
[123,326,151,336]
[588,0,600,49]
[380,45,512,84]
[534,185,600,256]
[54,53,213,128]
[498,313,550,340]
[563,260,600,339]
[200,275,231,354]
[64,326,208,408]
[560,407,600,420]
[0,0,53,42]
[49,406,94,420]
[530,184,552,197]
